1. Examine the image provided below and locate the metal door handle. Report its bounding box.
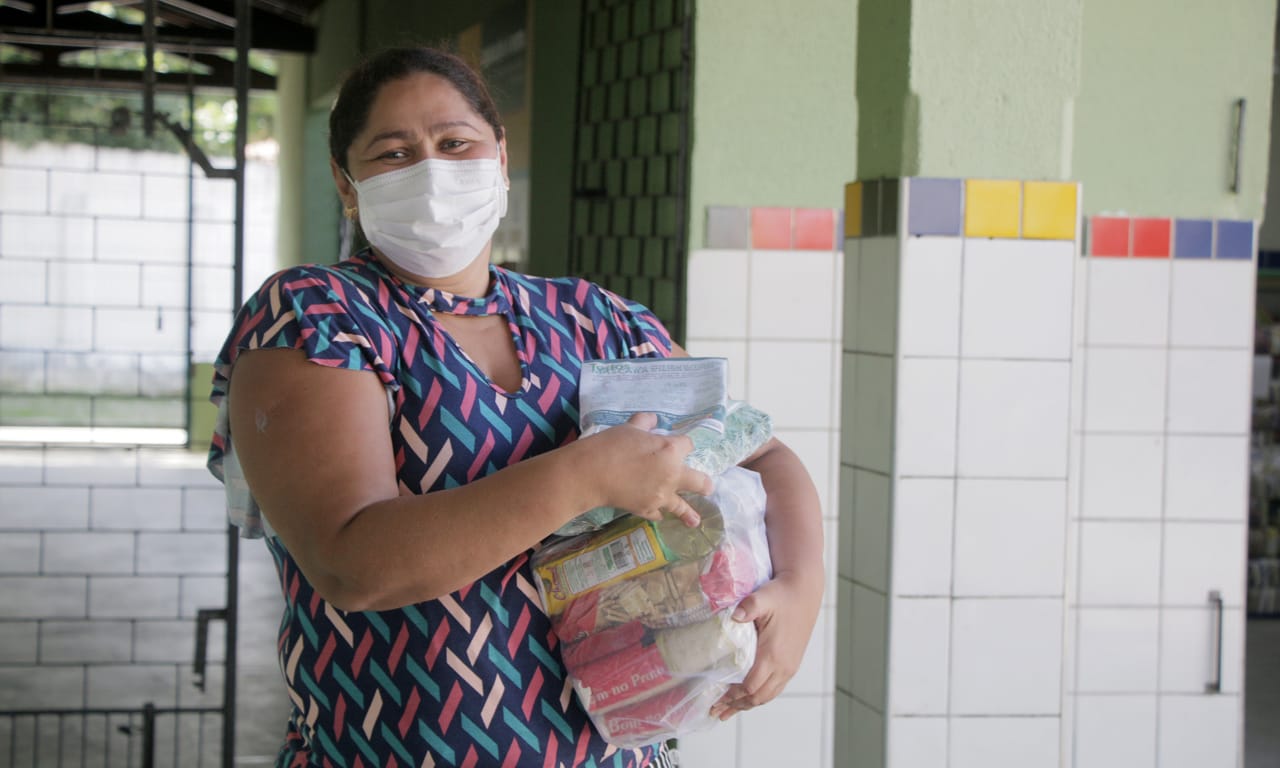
[1205,590,1224,694]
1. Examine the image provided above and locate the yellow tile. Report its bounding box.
[964,179,1021,238]
[845,182,863,238]
[1022,181,1078,240]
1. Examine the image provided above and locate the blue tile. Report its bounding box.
[1216,220,1254,260]
[907,178,962,236]
[705,206,749,249]
[1173,219,1212,259]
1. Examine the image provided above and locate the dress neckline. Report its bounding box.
[361,252,512,318]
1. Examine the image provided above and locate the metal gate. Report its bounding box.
[568,0,694,342]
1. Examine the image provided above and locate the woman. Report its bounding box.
[209,46,823,767]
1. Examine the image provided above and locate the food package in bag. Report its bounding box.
[532,466,771,747]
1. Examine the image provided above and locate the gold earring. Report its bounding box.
[343,205,358,220]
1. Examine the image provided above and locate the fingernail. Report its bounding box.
[732,607,747,621]
[685,512,700,527]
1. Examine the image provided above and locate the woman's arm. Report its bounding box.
[228,348,711,612]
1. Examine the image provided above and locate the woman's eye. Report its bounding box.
[376,149,409,161]
[440,139,468,152]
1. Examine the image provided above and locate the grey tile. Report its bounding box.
[43,532,135,574]
[138,532,226,575]
[43,447,139,487]
[0,621,38,663]
[86,664,177,709]
[89,576,178,618]
[182,487,226,531]
[180,575,227,618]
[0,486,90,529]
[41,620,132,663]
[907,178,964,236]
[0,666,85,709]
[706,205,750,249]
[0,576,86,619]
[91,487,182,531]
[0,533,40,574]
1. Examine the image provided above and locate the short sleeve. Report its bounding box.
[206,265,400,533]
[590,285,674,360]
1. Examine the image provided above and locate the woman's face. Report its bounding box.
[332,72,507,207]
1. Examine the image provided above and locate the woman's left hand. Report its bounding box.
[709,571,819,720]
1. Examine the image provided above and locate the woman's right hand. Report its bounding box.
[576,412,713,527]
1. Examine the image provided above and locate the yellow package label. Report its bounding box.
[536,519,675,615]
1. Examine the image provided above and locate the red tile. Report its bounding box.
[793,208,836,250]
[1132,217,1171,258]
[1090,216,1130,257]
[751,207,792,250]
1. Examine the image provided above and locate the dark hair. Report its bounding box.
[328,46,504,172]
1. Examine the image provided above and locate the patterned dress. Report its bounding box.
[207,252,674,767]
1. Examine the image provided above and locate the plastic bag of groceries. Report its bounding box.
[532,466,772,747]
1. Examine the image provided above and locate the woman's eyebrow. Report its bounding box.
[428,119,480,134]
[362,128,416,151]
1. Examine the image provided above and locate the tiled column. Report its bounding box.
[836,177,1080,768]
[680,204,844,768]
[1070,216,1253,768]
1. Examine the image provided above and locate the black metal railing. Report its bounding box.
[0,704,224,768]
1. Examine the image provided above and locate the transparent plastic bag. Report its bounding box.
[532,466,771,748]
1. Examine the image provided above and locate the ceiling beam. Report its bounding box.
[0,58,276,89]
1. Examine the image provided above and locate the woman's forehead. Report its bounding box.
[363,72,481,133]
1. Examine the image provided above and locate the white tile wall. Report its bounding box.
[1161,522,1247,607]
[1079,434,1164,520]
[1163,436,1249,522]
[749,250,838,340]
[895,358,958,476]
[1168,260,1256,348]
[950,598,1063,715]
[898,237,961,357]
[950,716,1060,768]
[956,360,1070,478]
[887,597,949,715]
[852,237,899,356]
[1082,347,1168,432]
[686,249,749,339]
[1159,607,1243,695]
[1074,695,1157,768]
[1165,348,1252,434]
[1075,608,1159,692]
[886,716,947,768]
[746,340,834,429]
[738,697,825,768]
[1085,259,1170,347]
[1078,521,1162,605]
[953,479,1066,597]
[1157,695,1242,768]
[960,238,1074,360]
[891,478,954,597]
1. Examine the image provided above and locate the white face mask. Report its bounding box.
[346,148,507,278]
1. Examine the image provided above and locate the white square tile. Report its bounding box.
[1085,259,1170,347]
[1169,260,1255,348]
[961,238,1074,360]
[1078,522,1162,606]
[747,340,834,429]
[849,353,895,474]
[786,606,831,695]
[957,360,1070,478]
[675,719,738,767]
[950,716,1060,768]
[892,478,955,597]
[899,237,962,357]
[1074,694,1157,768]
[950,598,1063,715]
[683,339,747,398]
[738,696,824,768]
[851,584,888,709]
[1166,349,1252,435]
[852,469,891,592]
[686,249,748,338]
[748,250,838,340]
[1080,434,1164,520]
[825,518,839,607]
[887,716,947,768]
[1075,608,1159,692]
[1082,347,1167,433]
[954,479,1066,597]
[853,237,899,356]
[1164,436,1249,521]
[1160,607,1243,695]
[838,465,855,581]
[1162,522,1246,607]
[895,358,958,476]
[1157,694,1241,768]
[887,597,949,715]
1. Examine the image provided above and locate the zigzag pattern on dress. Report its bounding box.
[210,253,672,767]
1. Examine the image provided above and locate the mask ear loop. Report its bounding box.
[342,168,359,219]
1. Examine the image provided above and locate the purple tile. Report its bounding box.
[907,178,962,236]
[1173,219,1212,259]
[705,206,749,249]
[1216,219,1254,260]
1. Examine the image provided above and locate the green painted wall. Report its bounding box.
[1073,0,1275,219]
[688,0,858,249]
[857,0,1082,181]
